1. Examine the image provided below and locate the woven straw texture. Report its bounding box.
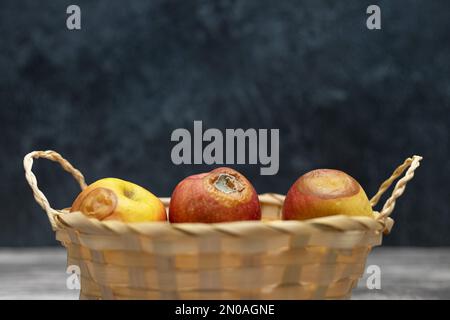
[24,151,422,300]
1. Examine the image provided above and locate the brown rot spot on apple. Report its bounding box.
[123,188,135,199]
[79,187,117,220]
[297,169,360,199]
[213,173,245,194]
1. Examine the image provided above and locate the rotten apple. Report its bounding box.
[169,167,261,223]
[282,169,373,220]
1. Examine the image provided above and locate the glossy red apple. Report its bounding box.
[169,167,261,223]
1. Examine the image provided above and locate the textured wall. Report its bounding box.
[0,0,449,246]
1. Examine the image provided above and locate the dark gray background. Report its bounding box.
[0,1,448,246]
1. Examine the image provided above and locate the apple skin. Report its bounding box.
[169,167,261,223]
[282,169,373,220]
[71,178,167,222]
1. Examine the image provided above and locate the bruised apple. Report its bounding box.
[71,178,167,222]
[282,169,373,220]
[169,167,261,223]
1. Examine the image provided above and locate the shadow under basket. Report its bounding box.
[24,151,422,300]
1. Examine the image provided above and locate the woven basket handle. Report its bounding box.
[23,151,87,222]
[370,155,423,221]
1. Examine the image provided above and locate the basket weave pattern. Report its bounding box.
[24,151,422,300]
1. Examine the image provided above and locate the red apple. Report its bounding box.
[282,169,373,220]
[169,167,261,223]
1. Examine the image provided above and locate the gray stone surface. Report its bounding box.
[0,247,449,300]
[0,248,78,300]
[0,1,449,246]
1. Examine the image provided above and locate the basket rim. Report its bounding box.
[52,196,394,238]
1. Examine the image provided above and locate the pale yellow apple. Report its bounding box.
[71,178,166,222]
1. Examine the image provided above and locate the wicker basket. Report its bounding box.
[23,150,422,300]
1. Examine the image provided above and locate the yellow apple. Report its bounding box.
[282,169,373,220]
[71,178,166,222]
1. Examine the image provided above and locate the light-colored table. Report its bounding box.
[0,247,449,300]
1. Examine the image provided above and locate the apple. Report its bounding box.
[282,169,373,220]
[71,178,167,222]
[169,167,261,223]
